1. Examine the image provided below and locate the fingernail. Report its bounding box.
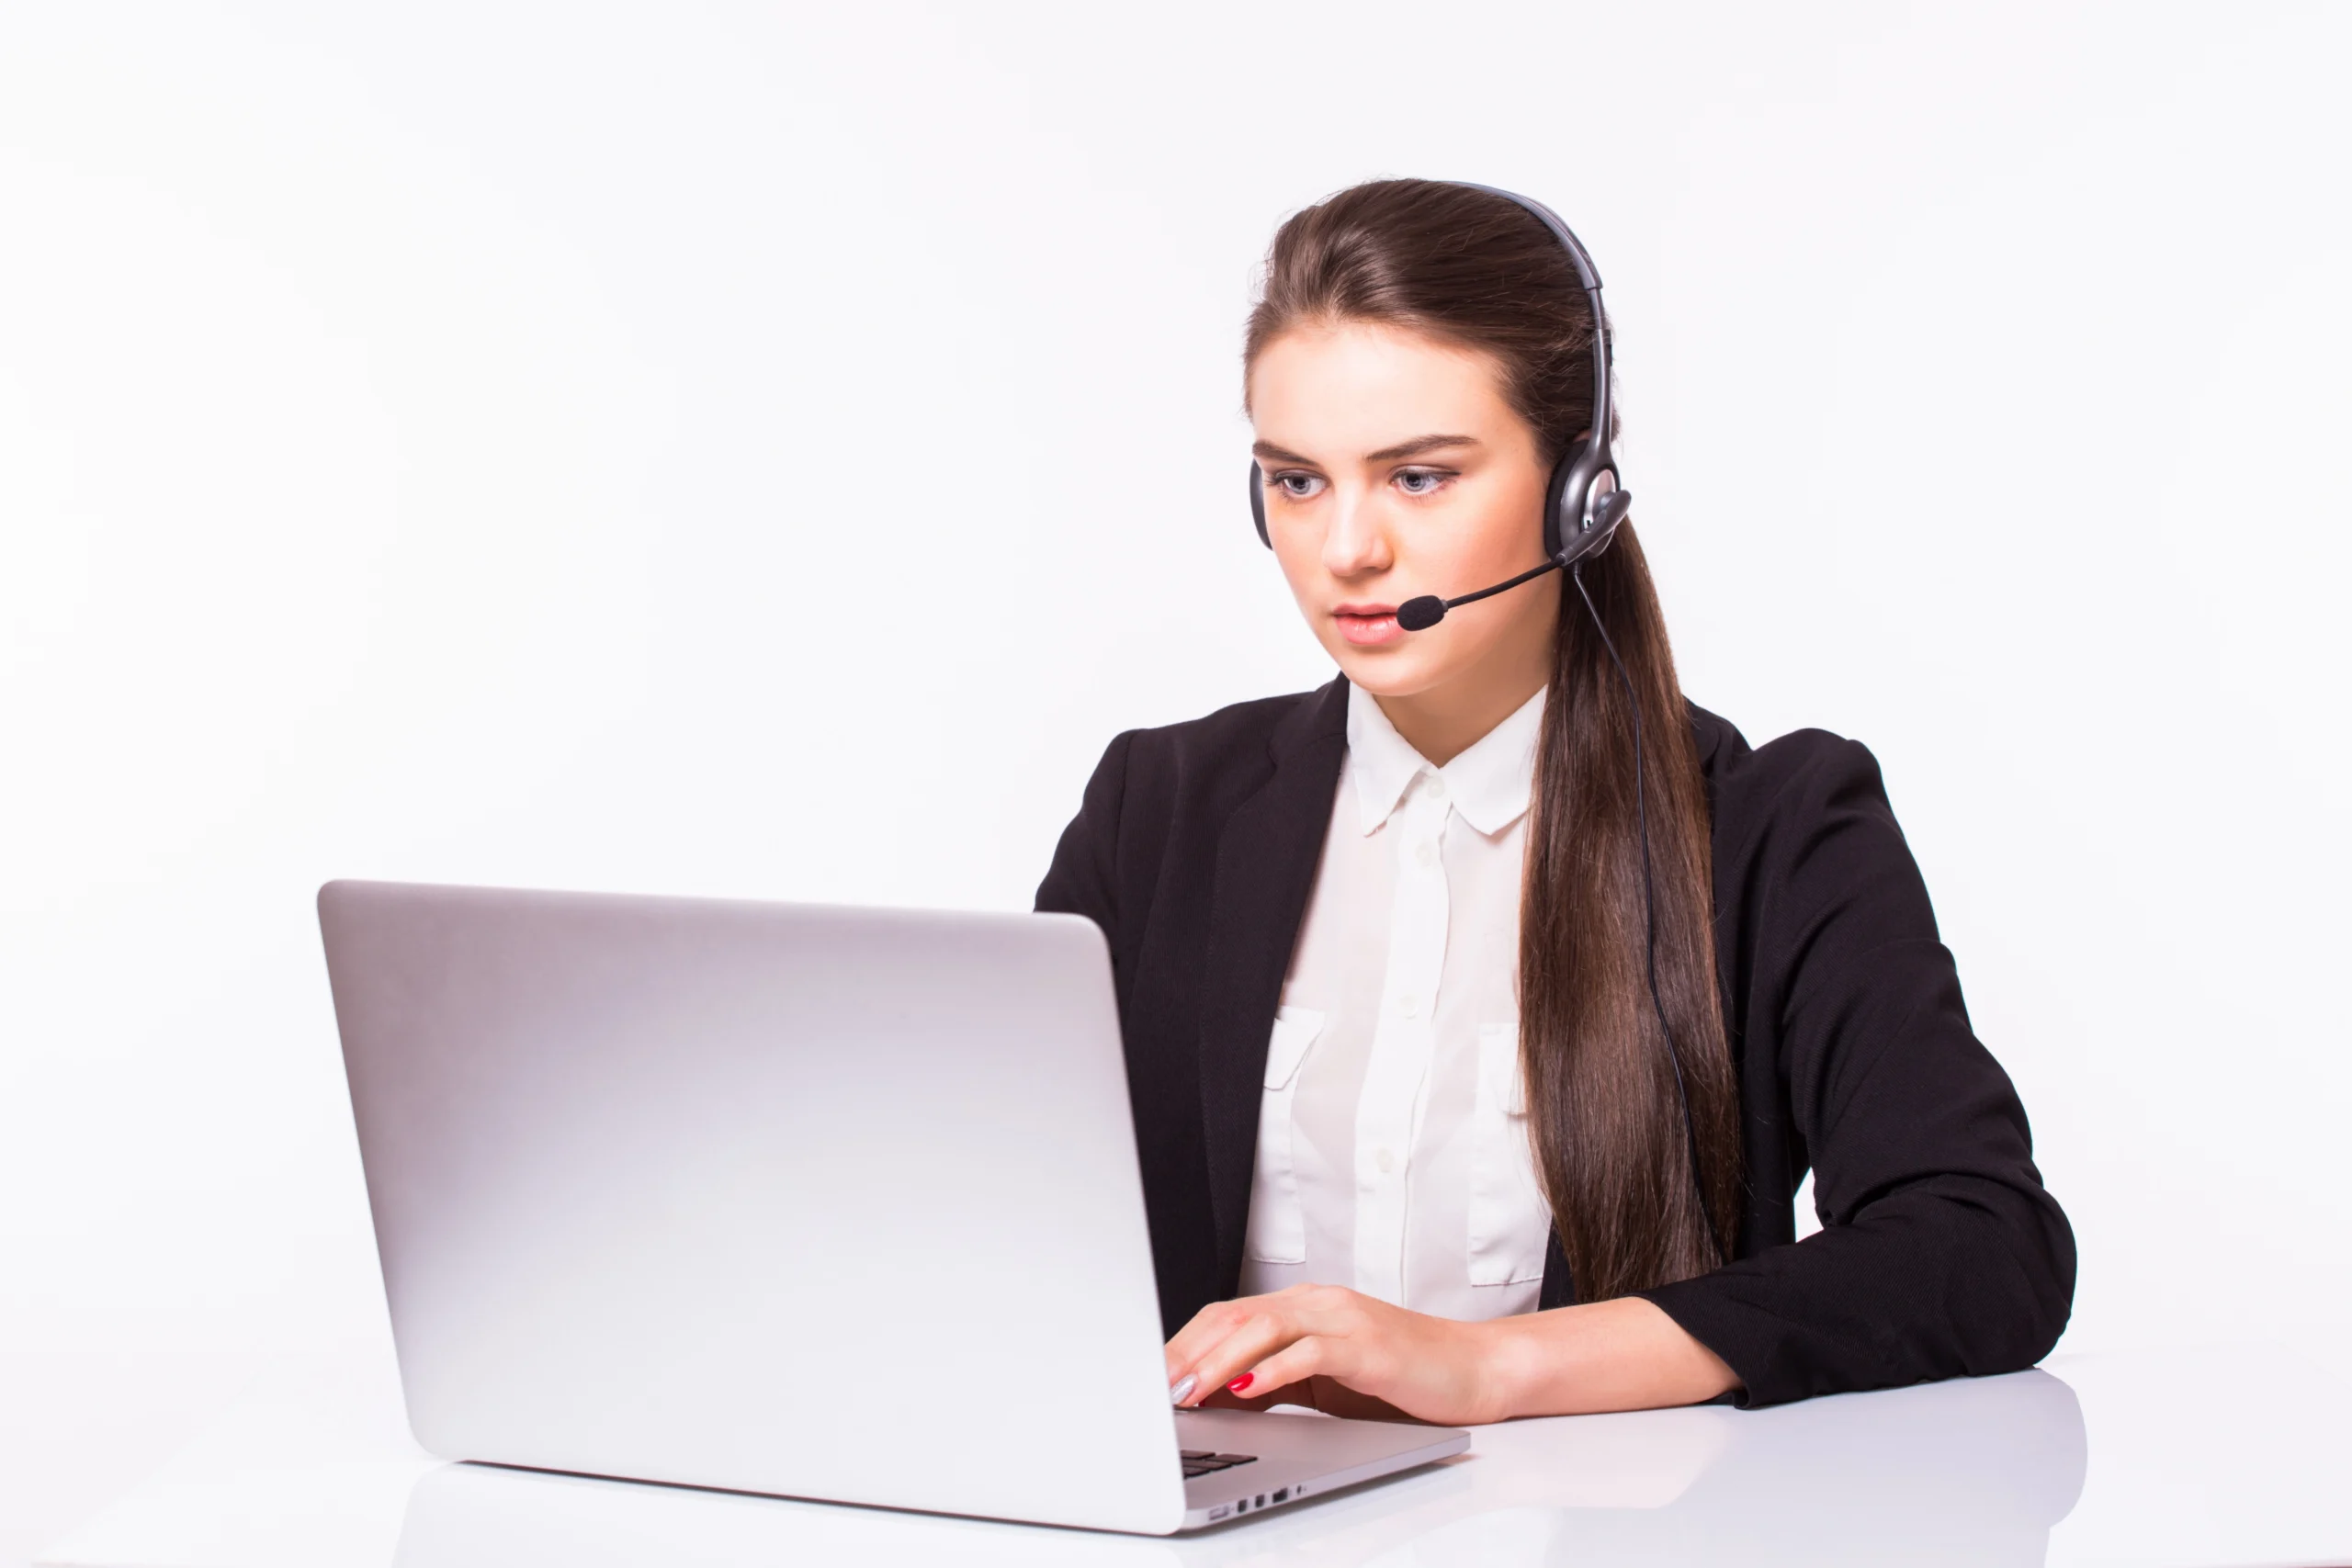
[1227,1373,1254,1393]
[1169,1374,1196,1405]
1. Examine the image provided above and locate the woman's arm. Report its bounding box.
[1033,728,1136,940]
[1487,1296,1740,1414]
[1632,732,2075,1406]
[1165,1284,1736,1425]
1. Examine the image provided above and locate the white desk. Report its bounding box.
[35,1337,2352,1568]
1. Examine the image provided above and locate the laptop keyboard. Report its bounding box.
[1181,1448,1258,1480]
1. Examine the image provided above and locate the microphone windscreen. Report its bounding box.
[1396,596,1447,632]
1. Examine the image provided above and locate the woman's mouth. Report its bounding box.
[1333,604,1405,647]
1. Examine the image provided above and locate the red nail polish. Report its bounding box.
[1227,1373,1254,1393]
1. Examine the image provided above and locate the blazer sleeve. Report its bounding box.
[1033,728,1136,946]
[1636,734,2076,1407]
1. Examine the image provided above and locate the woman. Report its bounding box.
[1035,179,2073,1420]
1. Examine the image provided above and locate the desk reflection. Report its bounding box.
[390,1368,2085,1568]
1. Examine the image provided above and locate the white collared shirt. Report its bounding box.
[1238,682,1556,1320]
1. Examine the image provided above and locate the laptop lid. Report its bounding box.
[320,880,1188,1534]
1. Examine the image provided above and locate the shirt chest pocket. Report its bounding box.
[1467,1015,1552,1287]
[1243,1005,1325,1265]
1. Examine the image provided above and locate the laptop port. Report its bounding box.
[1272,1488,1289,1503]
[1208,1504,1230,1521]
[1256,1494,1267,1508]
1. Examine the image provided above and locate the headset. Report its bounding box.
[1248,183,1724,1266]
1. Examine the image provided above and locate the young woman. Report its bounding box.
[1035,179,2074,1421]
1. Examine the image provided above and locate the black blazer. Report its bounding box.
[1035,674,2075,1408]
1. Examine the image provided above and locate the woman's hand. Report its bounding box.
[1164,1283,1508,1426]
[1164,1286,1743,1425]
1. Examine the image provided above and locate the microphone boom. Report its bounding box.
[1396,558,1562,633]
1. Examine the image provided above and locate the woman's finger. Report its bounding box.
[1164,1296,1254,1381]
[1170,1299,1308,1406]
[1227,1333,1337,1403]
[1164,1302,1255,1401]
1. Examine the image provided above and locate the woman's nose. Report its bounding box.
[1321,488,1393,578]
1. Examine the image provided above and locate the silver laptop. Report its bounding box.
[318,880,1468,1534]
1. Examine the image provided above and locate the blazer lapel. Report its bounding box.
[1198,675,1350,1295]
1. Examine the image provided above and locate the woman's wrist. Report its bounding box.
[1475,1296,1741,1420]
[1468,1310,1542,1423]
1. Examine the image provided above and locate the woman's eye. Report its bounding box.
[1273,472,1325,500]
[1394,468,1451,496]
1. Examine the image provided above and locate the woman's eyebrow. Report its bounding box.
[1252,434,1484,467]
[1364,434,1480,462]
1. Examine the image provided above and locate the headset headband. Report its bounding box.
[1451,181,1613,471]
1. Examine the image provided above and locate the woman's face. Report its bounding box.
[1249,320,1558,712]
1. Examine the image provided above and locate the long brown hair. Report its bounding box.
[1244,179,1742,1300]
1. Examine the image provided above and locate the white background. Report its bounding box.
[3,1,2347,1557]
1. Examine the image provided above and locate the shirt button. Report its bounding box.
[1397,993,1419,1019]
[1425,775,1447,800]
[1375,1147,1395,1174]
[1415,841,1437,869]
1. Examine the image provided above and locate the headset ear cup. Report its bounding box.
[1250,463,1270,547]
[1555,478,1632,570]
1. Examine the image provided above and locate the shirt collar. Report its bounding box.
[1344,681,1546,838]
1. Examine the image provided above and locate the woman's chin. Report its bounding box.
[1325,639,1459,701]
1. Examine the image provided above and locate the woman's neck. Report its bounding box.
[1370,660,1550,768]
